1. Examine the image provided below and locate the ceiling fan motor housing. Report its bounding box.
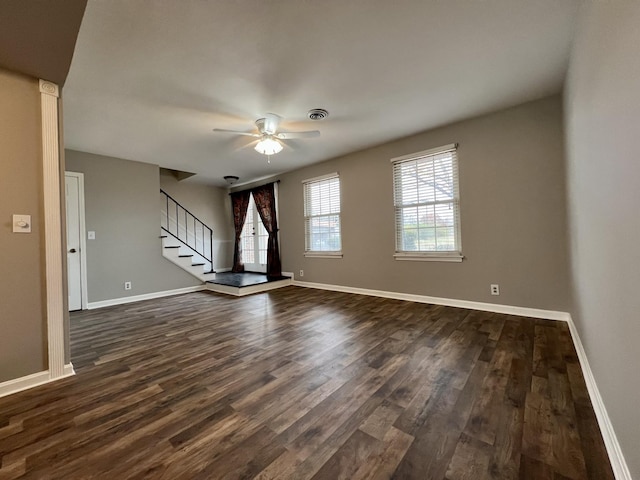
[255,118,269,134]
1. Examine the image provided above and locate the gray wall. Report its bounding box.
[276,96,570,311]
[65,150,202,303]
[160,172,234,270]
[0,69,46,382]
[565,2,640,476]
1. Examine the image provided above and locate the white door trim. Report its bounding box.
[65,171,88,310]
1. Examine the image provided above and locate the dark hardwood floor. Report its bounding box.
[0,287,614,479]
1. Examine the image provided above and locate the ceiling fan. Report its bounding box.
[213,113,320,156]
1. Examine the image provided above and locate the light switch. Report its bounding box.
[88,231,96,240]
[12,214,31,233]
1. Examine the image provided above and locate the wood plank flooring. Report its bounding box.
[0,287,614,479]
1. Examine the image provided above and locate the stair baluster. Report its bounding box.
[160,189,214,273]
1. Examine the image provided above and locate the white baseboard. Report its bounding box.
[292,280,570,321]
[0,371,50,398]
[87,285,206,310]
[0,362,75,399]
[565,316,632,480]
[63,362,75,377]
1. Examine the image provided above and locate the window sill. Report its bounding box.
[394,253,463,263]
[304,252,343,259]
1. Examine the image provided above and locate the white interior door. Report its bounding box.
[65,173,84,310]
[240,194,268,273]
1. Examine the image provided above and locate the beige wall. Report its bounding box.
[65,150,202,303]
[276,96,570,311]
[565,2,640,476]
[0,69,47,382]
[160,173,234,270]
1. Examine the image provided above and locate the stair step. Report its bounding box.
[160,223,213,280]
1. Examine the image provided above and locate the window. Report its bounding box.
[392,144,462,262]
[303,173,342,257]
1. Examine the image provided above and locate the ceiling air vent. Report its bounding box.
[308,108,329,121]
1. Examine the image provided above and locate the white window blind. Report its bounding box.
[392,144,461,257]
[303,173,341,254]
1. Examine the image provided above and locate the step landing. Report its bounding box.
[206,272,292,296]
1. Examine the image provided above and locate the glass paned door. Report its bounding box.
[240,194,268,272]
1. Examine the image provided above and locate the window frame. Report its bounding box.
[302,172,343,258]
[391,144,463,262]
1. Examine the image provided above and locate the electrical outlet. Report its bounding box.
[490,284,500,296]
[299,270,304,277]
[124,281,132,291]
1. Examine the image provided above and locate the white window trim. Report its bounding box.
[301,172,339,184]
[393,252,463,262]
[303,172,343,257]
[390,143,457,163]
[304,252,343,259]
[391,144,462,262]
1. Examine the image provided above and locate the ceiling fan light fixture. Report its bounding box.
[254,136,283,156]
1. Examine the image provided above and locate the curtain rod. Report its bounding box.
[229,179,280,195]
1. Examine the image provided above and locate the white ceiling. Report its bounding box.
[63,0,582,187]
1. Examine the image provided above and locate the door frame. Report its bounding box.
[65,171,88,310]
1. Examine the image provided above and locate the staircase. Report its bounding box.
[160,189,293,296]
[160,189,215,282]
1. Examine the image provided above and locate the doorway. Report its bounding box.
[65,172,87,310]
[240,194,268,273]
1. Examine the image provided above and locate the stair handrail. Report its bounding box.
[160,189,214,272]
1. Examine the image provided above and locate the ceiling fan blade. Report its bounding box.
[212,128,260,137]
[262,113,281,135]
[276,130,321,139]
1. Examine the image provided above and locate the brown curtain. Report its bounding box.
[230,190,251,273]
[251,183,282,278]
